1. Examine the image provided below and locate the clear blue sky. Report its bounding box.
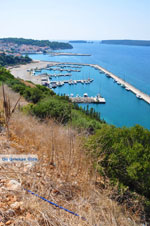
[0,0,150,40]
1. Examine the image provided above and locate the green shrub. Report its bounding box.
[36,84,55,96]
[32,97,71,123]
[0,67,14,81]
[86,124,150,198]
[23,87,43,104]
[11,83,26,95]
[70,109,101,132]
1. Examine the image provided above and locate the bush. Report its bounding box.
[23,87,43,104]
[86,124,150,198]
[70,109,101,132]
[32,97,71,124]
[0,67,14,81]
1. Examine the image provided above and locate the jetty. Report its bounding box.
[70,94,106,103]
[49,78,94,88]
[47,67,81,72]
[39,73,72,78]
[50,52,91,57]
[91,64,150,104]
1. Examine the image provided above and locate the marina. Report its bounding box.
[10,56,150,129]
[27,61,150,104]
[25,43,150,129]
[31,61,150,104]
[51,62,150,104]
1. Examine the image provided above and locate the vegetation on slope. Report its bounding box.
[0,53,32,66]
[0,86,138,225]
[86,124,150,219]
[0,37,73,50]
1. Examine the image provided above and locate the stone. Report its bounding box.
[10,201,23,210]
[0,223,4,226]
[5,209,15,217]
[5,221,12,225]
[6,180,21,191]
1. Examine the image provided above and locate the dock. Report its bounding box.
[49,78,94,88]
[47,67,81,72]
[70,96,106,103]
[91,64,150,104]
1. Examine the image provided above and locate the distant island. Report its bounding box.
[69,40,87,43]
[101,40,150,47]
[0,38,73,56]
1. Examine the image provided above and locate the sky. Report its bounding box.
[0,0,150,40]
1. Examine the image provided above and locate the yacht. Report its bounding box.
[83,93,88,97]
[136,94,142,99]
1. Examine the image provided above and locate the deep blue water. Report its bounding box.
[28,42,150,129]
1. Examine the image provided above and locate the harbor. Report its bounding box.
[51,62,150,104]
[10,60,150,106]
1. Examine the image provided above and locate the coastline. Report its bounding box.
[9,60,150,104]
[9,60,60,85]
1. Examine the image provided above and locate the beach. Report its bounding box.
[9,60,59,85]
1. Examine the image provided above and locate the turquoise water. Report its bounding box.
[29,43,150,129]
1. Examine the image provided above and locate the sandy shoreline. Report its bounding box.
[9,60,59,85]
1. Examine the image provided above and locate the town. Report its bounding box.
[0,40,51,56]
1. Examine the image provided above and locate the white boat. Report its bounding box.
[125,87,130,91]
[83,93,88,97]
[136,94,142,99]
[121,84,125,87]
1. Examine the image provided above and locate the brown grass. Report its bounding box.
[0,86,141,225]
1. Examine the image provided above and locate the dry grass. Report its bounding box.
[0,86,141,225]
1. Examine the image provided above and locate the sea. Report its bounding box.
[28,42,150,130]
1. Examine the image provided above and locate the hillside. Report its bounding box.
[101,40,150,46]
[0,53,32,66]
[0,67,150,225]
[0,38,73,50]
[0,85,140,226]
